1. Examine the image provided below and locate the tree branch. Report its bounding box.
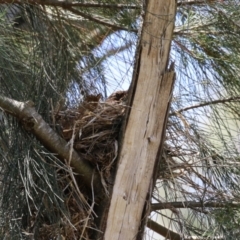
[0,0,138,32]
[66,6,136,32]
[0,0,140,9]
[147,218,226,240]
[0,0,221,8]
[171,96,240,115]
[0,94,103,196]
[0,0,220,33]
[151,201,240,211]
[147,219,181,240]
[177,0,223,6]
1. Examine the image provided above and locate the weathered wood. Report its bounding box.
[103,0,176,239]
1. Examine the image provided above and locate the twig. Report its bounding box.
[171,96,240,115]
[148,218,227,239]
[147,219,181,240]
[65,6,137,32]
[177,0,223,7]
[0,0,138,32]
[151,200,240,211]
[0,0,139,9]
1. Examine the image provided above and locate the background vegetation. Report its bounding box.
[1,0,240,239]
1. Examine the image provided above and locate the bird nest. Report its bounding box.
[36,91,128,239]
[57,91,127,177]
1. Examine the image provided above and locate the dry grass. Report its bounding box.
[36,91,127,239]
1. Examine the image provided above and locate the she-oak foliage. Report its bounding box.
[1,0,240,239]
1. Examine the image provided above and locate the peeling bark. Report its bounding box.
[103,0,176,239]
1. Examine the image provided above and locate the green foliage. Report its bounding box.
[214,207,240,231]
[0,2,140,239]
[153,1,240,239]
[2,0,240,239]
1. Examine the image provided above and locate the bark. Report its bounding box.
[0,95,103,196]
[103,0,176,239]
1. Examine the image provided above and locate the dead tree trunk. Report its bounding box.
[104,0,176,239]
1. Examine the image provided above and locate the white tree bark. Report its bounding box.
[104,0,176,239]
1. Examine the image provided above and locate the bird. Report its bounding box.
[106,90,128,104]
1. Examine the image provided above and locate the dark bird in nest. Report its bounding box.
[78,93,102,114]
[106,90,128,104]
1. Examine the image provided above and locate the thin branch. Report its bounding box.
[147,218,181,240]
[0,0,221,8]
[41,1,139,9]
[0,94,103,196]
[0,0,140,9]
[0,0,138,32]
[49,1,140,9]
[177,0,222,7]
[147,218,226,239]
[65,6,137,32]
[171,96,240,115]
[37,0,222,8]
[151,201,240,211]
[102,41,134,59]
[0,0,220,33]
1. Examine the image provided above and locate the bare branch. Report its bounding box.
[0,94,103,196]
[171,96,240,115]
[48,1,140,9]
[0,0,138,32]
[177,0,222,6]
[0,0,222,8]
[151,201,240,211]
[66,6,136,32]
[147,218,181,240]
[147,218,226,239]
[102,41,134,59]
[0,0,140,9]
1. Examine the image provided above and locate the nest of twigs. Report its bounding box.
[58,91,127,177]
[37,91,128,239]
